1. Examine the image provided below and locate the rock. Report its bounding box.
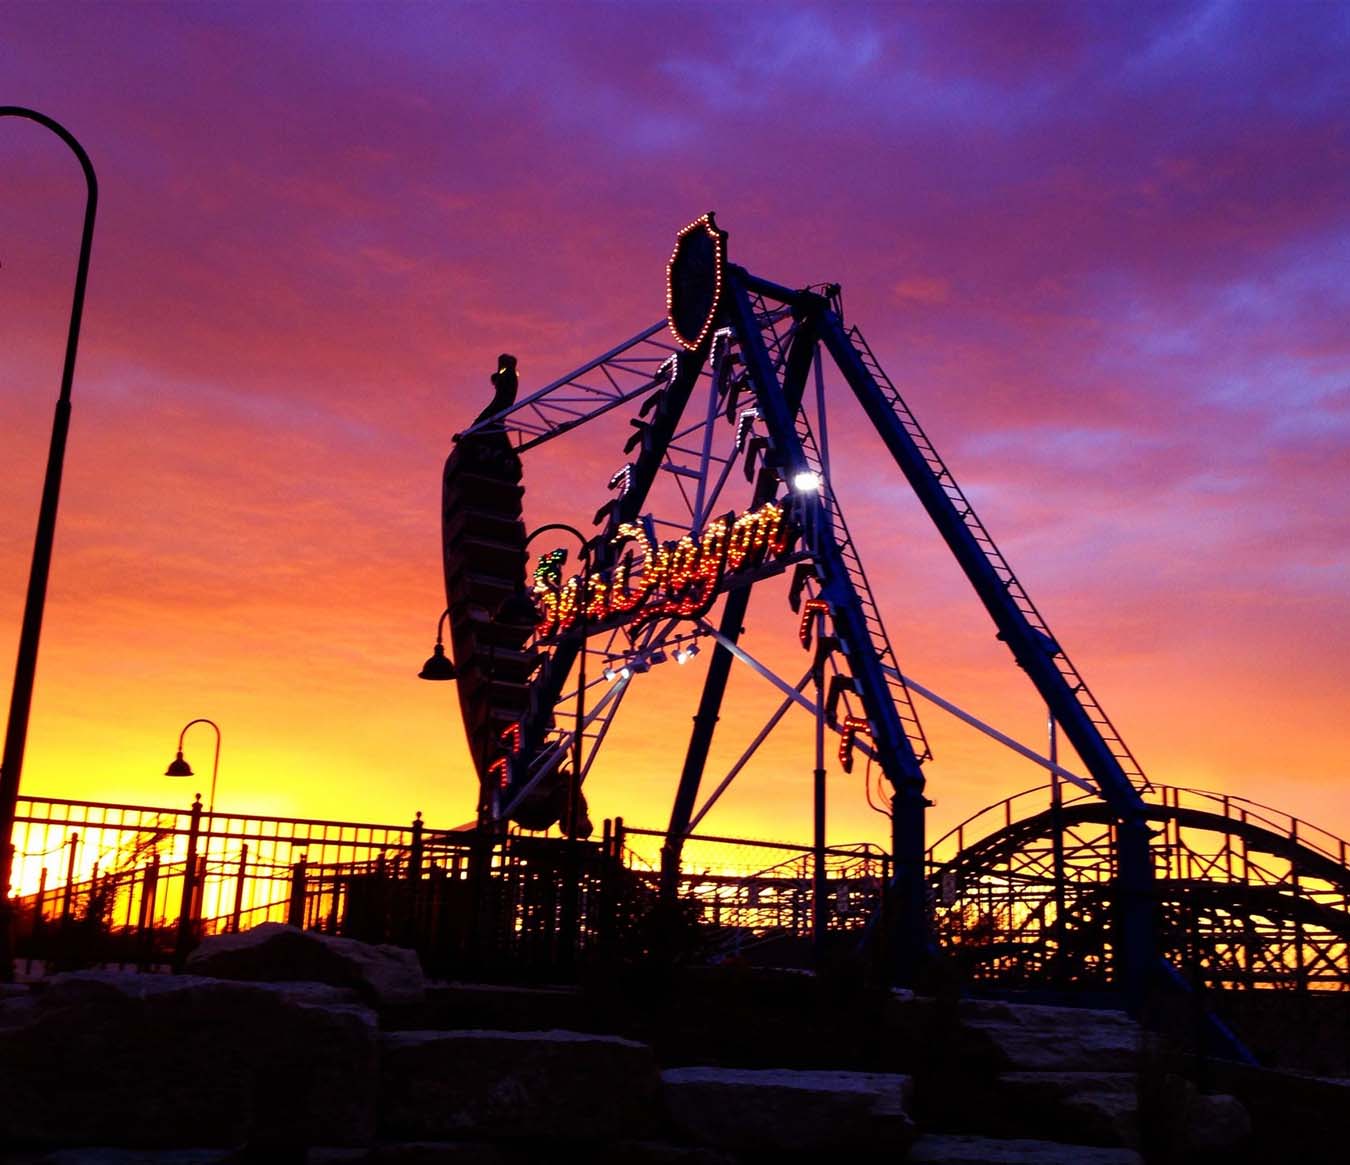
[0,972,377,1149]
[27,1152,238,1164]
[384,982,586,1034]
[355,1146,511,1164]
[597,1145,739,1165]
[959,1002,1139,1072]
[908,1134,1144,1163]
[186,923,425,1007]
[997,1071,1139,1147]
[660,1066,914,1154]
[380,1030,660,1141]
[1184,1092,1252,1153]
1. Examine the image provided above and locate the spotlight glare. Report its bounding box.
[792,470,821,493]
[675,642,701,665]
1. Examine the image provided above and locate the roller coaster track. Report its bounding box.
[928,783,1350,991]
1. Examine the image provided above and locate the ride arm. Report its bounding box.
[817,309,1157,1004]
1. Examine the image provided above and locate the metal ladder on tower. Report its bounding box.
[792,405,931,764]
[841,323,1150,793]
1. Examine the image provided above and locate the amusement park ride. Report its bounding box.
[440,215,1350,1005]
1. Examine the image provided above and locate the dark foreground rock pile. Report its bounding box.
[4,926,1333,1164]
[0,968,920,1162]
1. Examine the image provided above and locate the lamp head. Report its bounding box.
[165,750,194,778]
[496,589,541,631]
[418,642,458,682]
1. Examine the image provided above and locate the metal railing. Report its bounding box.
[619,823,889,958]
[8,793,426,972]
[7,794,897,979]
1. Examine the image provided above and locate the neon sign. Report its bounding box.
[533,501,792,639]
[667,213,728,351]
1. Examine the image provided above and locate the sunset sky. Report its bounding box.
[3,2,1347,859]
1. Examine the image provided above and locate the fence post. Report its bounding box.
[288,854,308,929]
[174,794,202,970]
[124,865,138,931]
[326,868,341,935]
[409,812,424,881]
[61,831,78,921]
[231,843,248,933]
[139,854,160,970]
[879,854,891,980]
[28,866,49,974]
[191,854,207,924]
[139,853,159,933]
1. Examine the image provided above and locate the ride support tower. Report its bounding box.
[442,214,1158,997]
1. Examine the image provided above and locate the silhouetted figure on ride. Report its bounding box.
[472,353,518,429]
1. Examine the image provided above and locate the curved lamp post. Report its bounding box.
[0,107,98,979]
[418,608,458,681]
[165,719,223,815]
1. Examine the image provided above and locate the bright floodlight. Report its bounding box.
[792,470,821,493]
[676,643,700,664]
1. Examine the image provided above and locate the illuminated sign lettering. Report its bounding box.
[798,597,830,648]
[533,501,792,639]
[839,715,872,773]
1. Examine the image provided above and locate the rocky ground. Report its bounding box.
[1,925,1342,1163]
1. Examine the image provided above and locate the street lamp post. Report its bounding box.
[0,107,98,980]
[164,719,223,816]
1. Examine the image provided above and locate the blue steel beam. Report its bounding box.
[816,309,1156,1006]
[660,583,753,900]
[723,266,931,983]
[660,311,821,900]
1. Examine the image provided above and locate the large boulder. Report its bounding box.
[380,1029,661,1142]
[908,1135,1143,1163]
[957,1001,1140,1072]
[1183,1091,1253,1156]
[13,1152,238,1164]
[320,1147,510,1164]
[186,923,425,1007]
[660,1066,915,1154]
[0,972,377,1150]
[996,1071,1139,1147]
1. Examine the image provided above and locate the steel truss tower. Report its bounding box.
[444,215,1157,998]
